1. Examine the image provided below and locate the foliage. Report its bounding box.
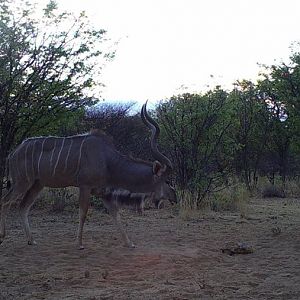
[153,44,300,200]
[210,184,249,213]
[228,80,274,191]
[1,1,300,205]
[82,102,152,158]
[0,0,112,194]
[261,184,285,198]
[36,187,78,212]
[256,48,300,183]
[156,88,235,205]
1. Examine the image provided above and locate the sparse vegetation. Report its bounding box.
[178,183,249,220]
[90,195,106,211]
[1,0,300,214]
[36,188,78,212]
[261,184,286,198]
[284,179,300,197]
[177,190,201,220]
[210,184,249,213]
[35,188,108,212]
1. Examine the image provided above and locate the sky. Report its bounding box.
[48,0,300,104]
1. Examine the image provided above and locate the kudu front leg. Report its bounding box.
[103,200,135,248]
[77,187,91,250]
[113,210,136,248]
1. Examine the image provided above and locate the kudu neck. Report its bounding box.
[109,156,156,192]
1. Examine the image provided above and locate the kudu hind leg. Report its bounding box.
[19,181,43,245]
[77,187,91,250]
[0,187,27,244]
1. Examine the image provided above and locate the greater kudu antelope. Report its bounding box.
[0,103,172,249]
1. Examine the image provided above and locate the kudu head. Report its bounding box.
[141,102,173,181]
[151,180,178,208]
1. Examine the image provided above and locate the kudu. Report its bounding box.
[0,103,172,249]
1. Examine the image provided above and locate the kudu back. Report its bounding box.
[0,102,173,249]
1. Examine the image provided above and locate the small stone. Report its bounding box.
[102,270,109,279]
[221,242,254,255]
[271,226,281,236]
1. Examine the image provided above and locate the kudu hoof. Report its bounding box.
[28,240,37,246]
[0,232,5,244]
[126,242,136,248]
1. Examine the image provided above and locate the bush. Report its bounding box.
[90,195,106,211]
[261,184,285,198]
[284,180,300,198]
[177,190,201,220]
[210,184,249,214]
[37,187,78,212]
[177,190,203,221]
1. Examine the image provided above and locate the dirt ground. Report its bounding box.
[0,197,300,300]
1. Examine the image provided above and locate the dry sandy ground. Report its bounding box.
[0,198,300,300]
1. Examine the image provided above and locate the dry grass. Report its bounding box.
[256,176,300,199]
[210,184,249,214]
[36,187,78,212]
[31,179,300,218]
[261,184,286,198]
[284,180,300,197]
[178,184,250,220]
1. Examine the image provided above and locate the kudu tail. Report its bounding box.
[4,155,12,191]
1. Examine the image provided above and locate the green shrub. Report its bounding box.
[210,184,249,214]
[257,176,300,198]
[177,190,200,220]
[261,184,285,198]
[284,180,300,198]
[36,187,78,212]
[177,184,249,219]
[90,195,106,211]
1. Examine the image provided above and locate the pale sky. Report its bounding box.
[52,0,300,103]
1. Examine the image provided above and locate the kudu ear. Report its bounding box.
[152,161,167,177]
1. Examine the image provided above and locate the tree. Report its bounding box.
[228,80,274,191]
[256,46,300,183]
[82,102,152,159]
[0,0,112,196]
[156,89,234,205]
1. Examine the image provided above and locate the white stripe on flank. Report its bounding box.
[75,136,87,176]
[24,142,31,183]
[64,139,73,173]
[50,139,57,169]
[52,138,65,177]
[31,140,37,177]
[13,148,22,179]
[37,138,47,177]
